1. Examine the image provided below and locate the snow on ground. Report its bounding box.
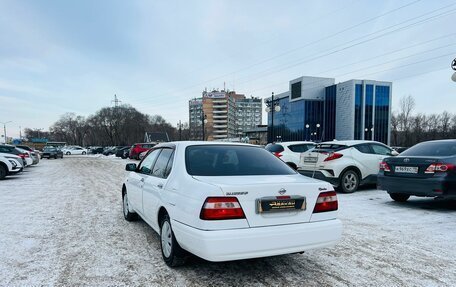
[0,157,455,286]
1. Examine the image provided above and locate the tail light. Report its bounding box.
[273,152,283,158]
[379,161,391,172]
[324,152,343,162]
[200,197,245,220]
[24,153,30,158]
[18,154,25,159]
[313,191,338,213]
[425,163,454,174]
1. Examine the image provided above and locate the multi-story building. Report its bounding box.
[266,76,392,145]
[189,90,261,141]
[235,97,262,136]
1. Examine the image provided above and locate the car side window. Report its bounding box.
[370,144,391,155]
[288,144,313,153]
[139,149,160,174]
[354,144,372,154]
[152,148,174,178]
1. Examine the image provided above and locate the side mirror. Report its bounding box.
[390,150,399,156]
[125,163,137,171]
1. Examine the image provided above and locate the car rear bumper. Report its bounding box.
[172,219,342,262]
[378,174,456,198]
[298,170,339,186]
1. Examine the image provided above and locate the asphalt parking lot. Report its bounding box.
[0,156,455,286]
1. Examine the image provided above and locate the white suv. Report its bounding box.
[0,155,23,179]
[298,140,397,193]
[265,141,315,169]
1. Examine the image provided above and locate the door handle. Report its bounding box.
[157,183,163,189]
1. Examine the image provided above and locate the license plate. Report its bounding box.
[256,196,306,213]
[395,166,418,174]
[303,156,318,163]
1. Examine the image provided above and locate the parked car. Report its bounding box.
[115,146,130,158]
[122,148,131,159]
[265,141,315,169]
[62,146,87,155]
[298,140,398,193]
[15,145,40,165]
[378,139,456,202]
[0,154,23,179]
[129,143,155,160]
[103,146,127,156]
[41,146,64,159]
[0,145,32,167]
[391,146,408,154]
[16,147,39,165]
[90,146,104,154]
[122,142,342,266]
[138,150,148,160]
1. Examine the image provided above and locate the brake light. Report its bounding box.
[379,161,391,172]
[18,154,25,159]
[273,152,283,158]
[324,152,343,162]
[425,163,454,174]
[313,191,338,213]
[24,153,29,158]
[200,197,245,220]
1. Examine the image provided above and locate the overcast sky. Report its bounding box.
[1,0,455,138]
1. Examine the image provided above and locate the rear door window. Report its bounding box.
[354,144,373,154]
[370,144,392,155]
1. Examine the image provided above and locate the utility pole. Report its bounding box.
[19,126,22,140]
[201,113,207,141]
[111,94,122,108]
[265,92,280,143]
[177,120,182,141]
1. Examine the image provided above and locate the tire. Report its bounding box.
[54,154,58,159]
[338,169,360,193]
[390,193,410,202]
[82,151,86,155]
[160,214,187,267]
[122,191,138,221]
[0,165,7,180]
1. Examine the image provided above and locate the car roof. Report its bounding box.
[274,141,315,146]
[155,141,256,149]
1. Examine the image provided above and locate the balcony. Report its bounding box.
[212,99,227,104]
[213,104,227,108]
[213,110,227,114]
[213,115,227,119]
[213,129,227,133]
[213,124,227,128]
[213,134,227,138]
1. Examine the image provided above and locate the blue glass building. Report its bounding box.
[266,76,392,145]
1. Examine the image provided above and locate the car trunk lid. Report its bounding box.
[193,175,329,227]
[383,156,454,178]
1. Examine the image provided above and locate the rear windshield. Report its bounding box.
[288,144,315,153]
[44,147,56,151]
[400,141,456,157]
[265,144,284,153]
[186,145,296,176]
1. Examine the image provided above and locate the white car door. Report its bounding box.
[143,148,174,230]
[128,149,161,215]
[352,144,381,178]
[369,143,394,173]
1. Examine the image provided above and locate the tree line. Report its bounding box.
[24,105,190,146]
[391,95,456,147]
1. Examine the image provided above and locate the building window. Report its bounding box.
[374,86,390,144]
[364,84,374,140]
[354,84,363,140]
[291,81,302,100]
[324,85,336,141]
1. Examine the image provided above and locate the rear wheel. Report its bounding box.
[66,152,71,155]
[338,169,360,193]
[0,165,7,179]
[82,151,86,155]
[160,214,187,267]
[390,193,410,202]
[54,154,58,159]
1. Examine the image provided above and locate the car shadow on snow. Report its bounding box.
[385,198,456,212]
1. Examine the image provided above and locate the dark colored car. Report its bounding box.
[378,139,456,202]
[90,147,104,154]
[42,146,64,159]
[115,146,130,158]
[129,143,154,160]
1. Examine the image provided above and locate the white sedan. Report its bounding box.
[122,142,342,267]
[63,146,88,155]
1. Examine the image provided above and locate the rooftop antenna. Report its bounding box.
[111,94,122,107]
[223,81,226,92]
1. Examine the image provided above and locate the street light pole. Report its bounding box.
[177,120,182,141]
[265,92,281,143]
[201,113,207,141]
[1,121,12,144]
